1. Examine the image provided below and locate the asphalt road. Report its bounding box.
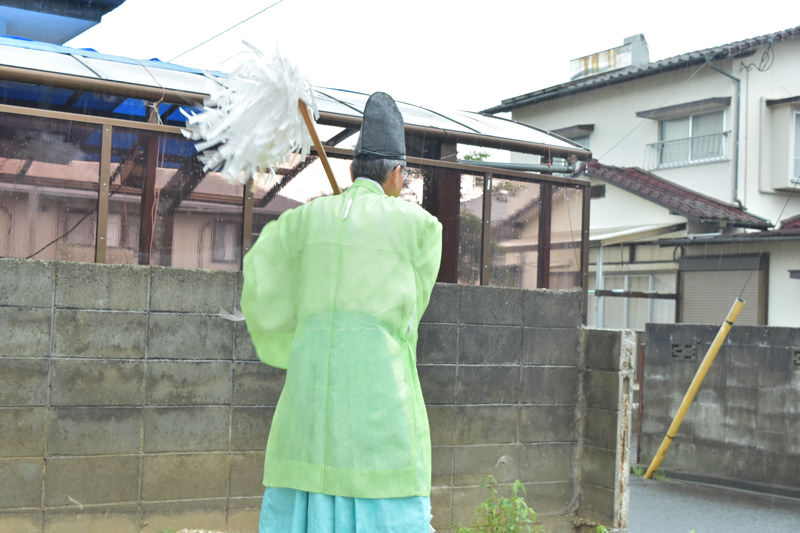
[628,476,800,533]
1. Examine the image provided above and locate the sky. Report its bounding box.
[66,0,796,113]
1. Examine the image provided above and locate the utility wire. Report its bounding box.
[168,0,286,63]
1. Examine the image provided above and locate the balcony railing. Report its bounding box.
[645,131,730,170]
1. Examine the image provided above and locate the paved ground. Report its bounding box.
[628,476,800,532]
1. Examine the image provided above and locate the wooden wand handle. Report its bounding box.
[298,99,340,195]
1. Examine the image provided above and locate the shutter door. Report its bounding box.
[679,270,763,325]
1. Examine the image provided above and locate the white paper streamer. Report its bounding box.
[182,43,317,186]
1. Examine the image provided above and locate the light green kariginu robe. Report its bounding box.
[241,178,442,499]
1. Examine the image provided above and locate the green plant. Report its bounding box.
[453,475,540,532]
[630,464,645,477]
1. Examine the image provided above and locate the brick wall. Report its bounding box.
[0,259,629,532]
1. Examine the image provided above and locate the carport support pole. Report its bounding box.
[643,297,745,479]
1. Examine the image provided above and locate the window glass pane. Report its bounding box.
[660,117,690,164]
[550,186,584,289]
[107,128,244,271]
[691,111,724,160]
[691,111,723,136]
[0,113,100,261]
[457,174,484,285]
[488,178,541,289]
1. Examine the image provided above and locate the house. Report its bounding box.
[485,27,800,327]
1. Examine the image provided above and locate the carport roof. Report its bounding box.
[0,35,591,160]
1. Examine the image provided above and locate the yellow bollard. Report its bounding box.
[643,298,745,479]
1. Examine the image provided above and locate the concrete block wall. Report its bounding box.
[1,259,629,532]
[578,329,634,530]
[419,284,584,532]
[0,259,267,533]
[641,323,800,497]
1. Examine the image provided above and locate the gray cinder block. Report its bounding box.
[150,267,237,313]
[453,443,519,486]
[47,407,141,455]
[458,324,521,365]
[53,310,146,358]
[43,508,140,533]
[50,359,144,406]
[456,366,520,405]
[427,405,456,446]
[422,283,459,324]
[519,444,573,483]
[523,290,581,328]
[234,321,258,361]
[231,406,274,451]
[460,285,522,327]
[147,361,233,405]
[148,313,234,359]
[0,459,43,509]
[521,481,573,516]
[141,454,228,501]
[583,371,619,411]
[417,323,458,364]
[583,329,622,371]
[582,445,616,488]
[519,405,576,443]
[143,406,230,453]
[0,308,50,357]
[418,364,456,405]
[0,358,49,405]
[44,455,139,506]
[233,362,285,406]
[0,407,46,457]
[0,259,52,307]
[55,262,148,311]
[523,327,579,366]
[454,406,518,445]
[431,446,453,486]
[521,367,579,405]
[230,452,266,497]
[583,408,618,450]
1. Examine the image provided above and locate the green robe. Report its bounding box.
[241,178,442,499]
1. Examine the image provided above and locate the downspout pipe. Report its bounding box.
[707,61,743,208]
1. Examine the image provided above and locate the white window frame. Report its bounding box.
[655,110,728,168]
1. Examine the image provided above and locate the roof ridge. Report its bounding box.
[485,25,800,113]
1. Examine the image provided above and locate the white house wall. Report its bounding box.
[588,178,685,232]
[511,37,800,224]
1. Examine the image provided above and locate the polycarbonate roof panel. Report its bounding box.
[451,111,578,149]
[0,36,590,156]
[315,88,367,115]
[394,101,477,133]
[78,56,220,94]
[313,89,364,117]
[0,42,98,78]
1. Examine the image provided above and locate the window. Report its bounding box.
[658,110,726,166]
[211,220,240,264]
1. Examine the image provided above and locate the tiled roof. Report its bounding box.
[579,160,770,229]
[779,213,800,230]
[484,25,800,113]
